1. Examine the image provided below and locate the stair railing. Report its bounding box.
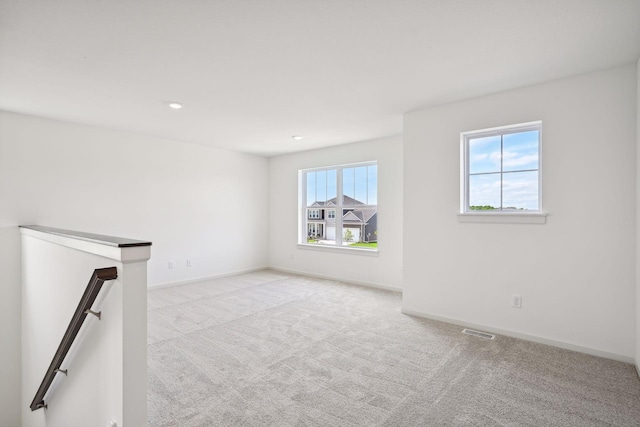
[30,267,118,411]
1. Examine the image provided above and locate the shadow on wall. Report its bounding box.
[0,225,22,425]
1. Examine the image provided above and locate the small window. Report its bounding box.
[461,122,541,213]
[327,209,336,219]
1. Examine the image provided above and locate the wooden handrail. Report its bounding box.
[30,267,118,411]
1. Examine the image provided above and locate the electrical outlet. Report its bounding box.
[512,295,522,308]
[186,259,192,267]
[168,261,174,270]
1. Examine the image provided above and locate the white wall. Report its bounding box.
[268,136,403,290]
[0,111,269,284]
[403,65,637,361]
[0,111,269,426]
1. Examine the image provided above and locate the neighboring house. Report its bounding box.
[307,196,377,242]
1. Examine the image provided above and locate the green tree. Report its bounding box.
[344,229,354,242]
[469,205,496,210]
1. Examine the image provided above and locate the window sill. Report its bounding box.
[457,212,547,224]
[297,243,379,256]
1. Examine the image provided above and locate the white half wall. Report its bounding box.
[0,111,269,426]
[21,227,149,427]
[268,136,403,290]
[403,65,637,361]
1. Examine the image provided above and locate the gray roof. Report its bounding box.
[310,195,365,207]
[308,196,376,225]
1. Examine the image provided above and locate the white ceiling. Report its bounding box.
[1,1,639,156]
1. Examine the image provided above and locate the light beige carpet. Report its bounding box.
[147,270,640,426]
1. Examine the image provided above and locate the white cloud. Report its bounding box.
[487,151,537,169]
[502,175,538,209]
[502,152,538,169]
[471,153,489,162]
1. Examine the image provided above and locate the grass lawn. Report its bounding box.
[349,242,378,248]
[307,238,319,243]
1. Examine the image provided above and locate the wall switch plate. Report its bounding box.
[168,261,174,270]
[186,259,192,267]
[512,295,522,308]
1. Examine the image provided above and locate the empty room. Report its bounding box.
[2,1,640,426]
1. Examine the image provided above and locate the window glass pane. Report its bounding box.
[469,173,500,210]
[367,165,377,205]
[323,221,337,245]
[354,166,367,204]
[502,171,538,211]
[306,210,336,245]
[503,130,539,172]
[468,135,501,174]
[343,167,355,202]
[316,170,327,203]
[327,169,337,202]
[306,172,316,206]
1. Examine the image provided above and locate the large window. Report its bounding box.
[461,122,541,213]
[300,162,377,249]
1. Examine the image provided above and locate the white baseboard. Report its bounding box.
[268,267,402,293]
[148,266,268,290]
[401,308,635,365]
[147,269,637,369]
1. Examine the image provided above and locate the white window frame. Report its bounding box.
[308,209,320,219]
[327,209,336,219]
[459,121,546,224]
[298,161,378,254]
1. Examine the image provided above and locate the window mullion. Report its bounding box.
[365,166,369,205]
[465,137,470,212]
[500,134,503,210]
[301,172,307,243]
[336,167,343,246]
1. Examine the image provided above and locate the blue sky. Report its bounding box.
[468,130,539,210]
[307,165,377,206]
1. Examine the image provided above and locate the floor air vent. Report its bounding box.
[462,328,495,340]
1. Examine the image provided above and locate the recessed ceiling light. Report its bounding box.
[292,135,303,141]
[168,102,183,109]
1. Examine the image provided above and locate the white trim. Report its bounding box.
[20,227,151,263]
[401,308,635,364]
[460,121,543,139]
[297,243,378,256]
[300,160,378,174]
[635,363,640,380]
[268,267,401,292]
[457,212,547,224]
[147,266,267,289]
